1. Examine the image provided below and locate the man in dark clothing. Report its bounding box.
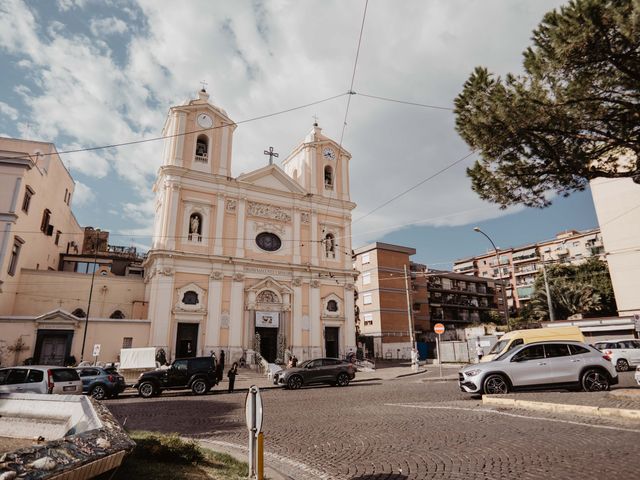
[218,350,226,382]
[227,362,238,393]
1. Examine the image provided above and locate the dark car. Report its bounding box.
[76,366,126,400]
[135,356,218,398]
[274,357,356,390]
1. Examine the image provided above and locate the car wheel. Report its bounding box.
[616,359,630,372]
[90,384,107,400]
[581,369,610,392]
[138,381,156,398]
[482,374,509,395]
[336,373,350,387]
[287,375,303,390]
[191,379,208,395]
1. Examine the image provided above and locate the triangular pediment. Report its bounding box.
[34,309,81,327]
[246,276,293,294]
[237,164,307,194]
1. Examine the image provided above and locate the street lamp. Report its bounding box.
[473,227,510,329]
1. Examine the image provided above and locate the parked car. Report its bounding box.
[459,341,618,395]
[593,339,640,372]
[274,358,356,390]
[0,366,82,395]
[635,366,640,386]
[135,356,218,398]
[76,366,126,400]
[482,326,585,362]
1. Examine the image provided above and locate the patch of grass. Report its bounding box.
[112,431,249,480]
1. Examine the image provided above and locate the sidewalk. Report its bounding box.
[483,388,640,421]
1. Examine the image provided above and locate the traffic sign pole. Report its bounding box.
[433,324,445,379]
[245,385,264,479]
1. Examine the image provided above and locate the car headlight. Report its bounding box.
[464,369,481,377]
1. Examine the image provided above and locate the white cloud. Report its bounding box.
[89,17,128,36]
[0,0,568,242]
[73,181,95,206]
[0,101,18,120]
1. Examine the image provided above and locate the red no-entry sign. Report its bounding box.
[434,323,445,335]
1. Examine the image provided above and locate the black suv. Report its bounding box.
[136,356,218,398]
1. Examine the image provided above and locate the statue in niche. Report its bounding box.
[325,234,336,258]
[257,290,278,303]
[190,214,201,234]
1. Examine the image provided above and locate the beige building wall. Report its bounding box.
[0,138,84,314]
[0,269,148,365]
[590,177,640,315]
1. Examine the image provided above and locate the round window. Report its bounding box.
[256,232,282,252]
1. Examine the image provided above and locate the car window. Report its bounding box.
[593,343,605,351]
[307,360,322,368]
[0,369,10,385]
[512,345,545,362]
[51,368,80,382]
[622,340,638,349]
[173,360,188,372]
[568,344,590,355]
[508,339,524,351]
[616,342,627,349]
[322,359,340,366]
[545,344,570,358]
[7,368,29,385]
[27,369,44,383]
[630,341,640,349]
[189,358,214,370]
[79,369,98,377]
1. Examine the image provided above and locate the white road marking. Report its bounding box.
[385,403,640,434]
[201,439,333,479]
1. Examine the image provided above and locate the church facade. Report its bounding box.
[144,89,357,364]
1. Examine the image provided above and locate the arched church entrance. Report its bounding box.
[254,290,280,363]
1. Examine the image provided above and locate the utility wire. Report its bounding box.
[3,92,349,161]
[355,92,453,111]
[353,151,474,225]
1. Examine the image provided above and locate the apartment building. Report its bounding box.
[453,228,605,310]
[353,243,500,359]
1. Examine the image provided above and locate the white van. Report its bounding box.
[481,326,585,362]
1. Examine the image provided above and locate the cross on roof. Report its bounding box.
[263,146,279,165]
[200,80,208,91]
[312,114,319,126]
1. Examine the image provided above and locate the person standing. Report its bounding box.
[217,350,225,383]
[227,362,238,393]
[476,343,484,362]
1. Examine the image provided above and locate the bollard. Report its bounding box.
[257,432,264,480]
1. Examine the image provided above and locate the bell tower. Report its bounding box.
[160,88,237,176]
[282,122,351,202]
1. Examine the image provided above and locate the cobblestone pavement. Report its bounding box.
[106,372,640,479]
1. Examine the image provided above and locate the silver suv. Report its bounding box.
[0,366,82,395]
[459,341,618,395]
[593,339,640,372]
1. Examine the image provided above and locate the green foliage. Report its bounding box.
[115,431,250,480]
[454,0,640,208]
[528,259,617,320]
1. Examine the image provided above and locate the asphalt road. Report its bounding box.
[106,372,640,479]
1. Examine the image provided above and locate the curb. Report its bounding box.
[482,395,640,421]
[395,369,429,379]
[421,376,459,382]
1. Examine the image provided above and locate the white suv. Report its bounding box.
[593,339,640,372]
[0,366,82,395]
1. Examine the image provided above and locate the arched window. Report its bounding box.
[188,213,203,241]
[182,291,199,305]
[324,166,333,188]
[327,300,338,312]
[72,308,86,318]
[324,233,336,258]
[195,135,209,163]
[110,310,125,319]
[40,209,51,233]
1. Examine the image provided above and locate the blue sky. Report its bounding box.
[0,0,598,267]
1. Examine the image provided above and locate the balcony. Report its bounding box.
[194,153,208,163]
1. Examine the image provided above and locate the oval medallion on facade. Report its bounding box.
[256,232,282,252]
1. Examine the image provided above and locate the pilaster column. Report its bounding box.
[309,280,322,357]
[341,154,349,200]
[293,209,301,264]
[214,194,225,256]
[292,279,302,348]
[343,217,352,270]
[311,210,318,266]
[344,283,356,353]
[229,274,245,349]
[149,269,175,352]
[173,112,186,166]
[205,272,223,350]
[309,147,317,194]
[235,198,246,258]
[166,183,181,250]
